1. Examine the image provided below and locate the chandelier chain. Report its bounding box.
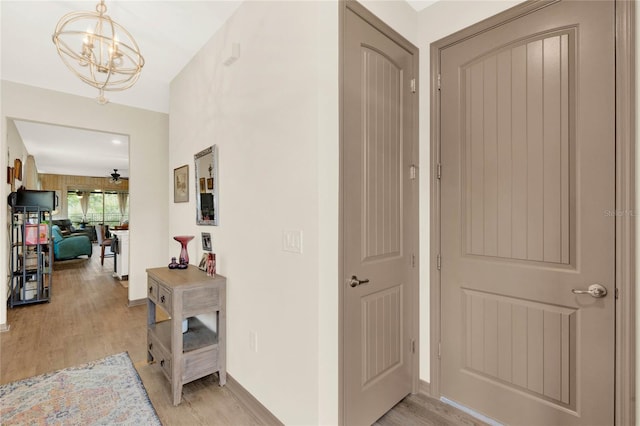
[96,1,107,15]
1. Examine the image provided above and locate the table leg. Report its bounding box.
[172,383,183,406]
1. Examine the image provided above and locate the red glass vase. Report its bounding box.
[173,235,194,264]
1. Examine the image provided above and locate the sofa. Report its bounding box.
[51,225,93,261]
[52,219,87,236]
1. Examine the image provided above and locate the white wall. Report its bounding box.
[2,119,28,327]
[169,2,338,424]
[5,119,28,190]
[0,81,169,327]
[316,4,340,423]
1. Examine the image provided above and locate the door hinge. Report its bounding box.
[410,78,416,93]
[436,254,441,270]
[411,254,416,268]
[616,288,619,299]
[437,74,441,91]
[409,165,417,180]
[438,342,441,359]
[436,163,442,180]
[411,339,416,353]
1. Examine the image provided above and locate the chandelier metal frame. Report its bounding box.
[52,0,144,104]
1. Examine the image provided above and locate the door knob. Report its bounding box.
[571,284,608,298]
[348,275,370,288]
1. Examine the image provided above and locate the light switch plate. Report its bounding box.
[282,230,303,253]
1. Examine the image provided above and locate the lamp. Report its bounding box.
[52,0,144,104]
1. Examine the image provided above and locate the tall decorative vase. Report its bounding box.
[173,235,194,264]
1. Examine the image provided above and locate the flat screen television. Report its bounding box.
[8,190,56,210]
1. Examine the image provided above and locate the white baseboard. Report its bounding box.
[441,396,503,426]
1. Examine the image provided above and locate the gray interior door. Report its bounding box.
[438,1,615,424]
[343,4,418,425]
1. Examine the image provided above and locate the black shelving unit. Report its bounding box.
[9,205,53,307]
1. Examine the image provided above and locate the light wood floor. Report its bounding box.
[1,249,485,426]
[375,393,489,426]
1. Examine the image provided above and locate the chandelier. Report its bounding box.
[52,0,144,104]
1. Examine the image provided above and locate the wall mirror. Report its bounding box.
[194,145,218,225]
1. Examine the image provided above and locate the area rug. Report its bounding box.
[0,352,161,425]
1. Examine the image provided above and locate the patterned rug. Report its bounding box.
[0,352,161,425]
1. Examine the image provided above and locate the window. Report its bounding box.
[67,190,128,226]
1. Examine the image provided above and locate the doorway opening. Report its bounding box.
[8,118,131,290]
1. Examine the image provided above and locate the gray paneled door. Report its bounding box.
[343,3,418,425]
[439,1,614,424]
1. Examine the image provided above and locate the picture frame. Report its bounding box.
[173,165,189,203]
[201,232,212,251]
[14,159,22,181]
[198,253,208,271]
[199,177,206,193]
[207,178,214,190]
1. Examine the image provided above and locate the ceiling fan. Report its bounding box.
[109,169,123,185]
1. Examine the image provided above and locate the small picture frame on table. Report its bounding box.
[201,232,212,251]
[198,253,208,271]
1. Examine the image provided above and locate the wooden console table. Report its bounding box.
[146,265,226,405]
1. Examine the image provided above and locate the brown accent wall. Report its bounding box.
[39,173,129,192]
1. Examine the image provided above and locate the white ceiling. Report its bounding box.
[1,0,432,179]
[406,0,437,11]
[14,120,130,178]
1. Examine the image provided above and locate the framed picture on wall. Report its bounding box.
[207,178,214,190]
[201,232,212,251]
[199,177,206,193]
[14,159,22,181]
[174,165,189,203]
